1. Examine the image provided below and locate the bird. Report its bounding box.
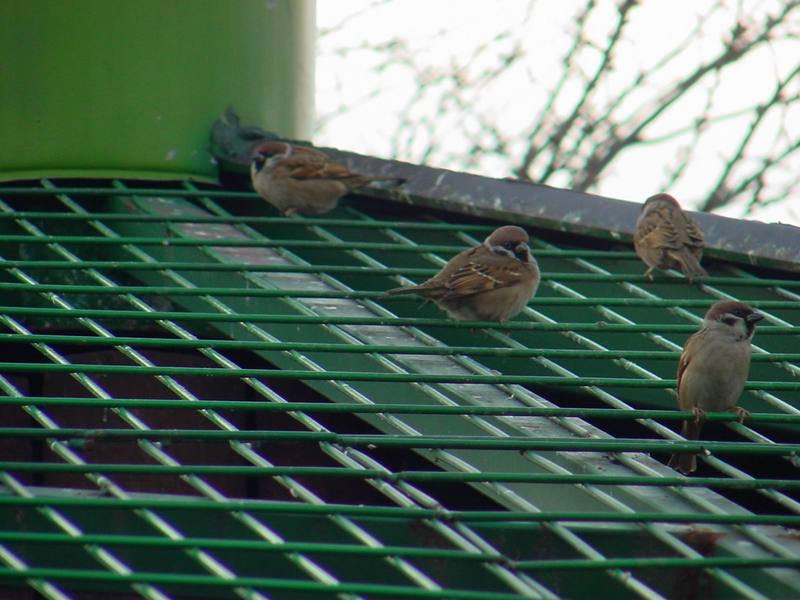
[383,225,540,322]
[668,300,764,474]
[633,193,708,283]
[250,141,405,216]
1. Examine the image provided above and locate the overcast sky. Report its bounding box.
[314,1,800,224]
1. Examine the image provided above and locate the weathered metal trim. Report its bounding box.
[327,149,800,275]
[210,111,800,273]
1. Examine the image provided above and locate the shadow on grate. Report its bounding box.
[0,336,508,513]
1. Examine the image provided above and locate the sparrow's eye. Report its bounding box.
[721,316,738,327]
[503,241,516,250]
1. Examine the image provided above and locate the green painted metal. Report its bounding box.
[0,332,796,364]
[1,181,800,599]
[0,0,314,182]
[5,276,800,307]
[2,396,800,425]
[2,360,800,391]
[1,255,800,289]
[0,306,742,333]
[7,462,800,491]
[0,567,525,600]
[0,548,800,576]
[4,427,800,458]
[4,492,800,527]
[11,303,793,332]
[0,530,500,562]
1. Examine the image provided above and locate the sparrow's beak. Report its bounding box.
[746,312,765,324]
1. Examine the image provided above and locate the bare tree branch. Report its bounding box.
[316,0,800,219]
[702,62,800,211]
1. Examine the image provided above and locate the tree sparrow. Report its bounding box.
[668,301,764,474]
[384,225,540,322]
[634,193,708,283]
[250,141,405,216]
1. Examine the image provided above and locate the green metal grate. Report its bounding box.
[0,179,799,599]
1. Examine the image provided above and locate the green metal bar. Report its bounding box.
[0,186,257,199]
[0,361,797,390]
[4,304,797,333]
[0,257,795,287]
[3,333,674,358]
[0,234,495,253]
[513,557,800,572]
[0,396,798,424]
[3,428,799,455]
[0,206,497,231]
[0,254,793,286]
[0,566,521,600]
[3,277,800,310]
[0,531,499,563]
[0,531,796,573]
[2,494,800,526]
[2,259,450,275]
[0,560,797,598]
[6,461,800,490]
[0,247,636,262]
[0,332,795,364]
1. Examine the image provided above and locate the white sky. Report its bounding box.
[314,1,800,223]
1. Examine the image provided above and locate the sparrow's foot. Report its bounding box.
[728,406,750,423]
[283,208,300,218]
[691,406,706,424]
[688,274,707,288]
[643,267,654,281]
[497,319,512,337]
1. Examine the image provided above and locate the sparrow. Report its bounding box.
[633,193,708,283]
[250,141,405,216]
[668,300,764,474]
[384,225,540,322]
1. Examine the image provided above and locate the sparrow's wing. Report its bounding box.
[291,145,333,160]
[440,256,527,298]
[277,155,357,182]
[685,217,705,249]
[673,329,706,467]
[636,206,684,251]
[676,330,704,398]
[676,340,691,395]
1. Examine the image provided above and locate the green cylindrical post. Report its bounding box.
[0,0,315,182]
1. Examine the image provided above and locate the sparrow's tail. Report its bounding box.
[669,248,707,283]
[667,419,703,474]
[382,285,421,297]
